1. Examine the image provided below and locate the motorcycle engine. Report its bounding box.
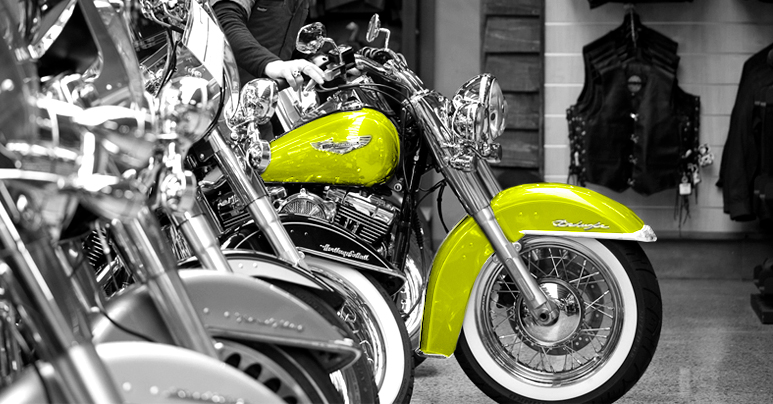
[273,187,398,251]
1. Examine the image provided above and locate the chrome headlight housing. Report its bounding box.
[224,79,278,172]
[451,73,507,148]
[158,76,217,150]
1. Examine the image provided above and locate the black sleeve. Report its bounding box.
[213,1,280,78]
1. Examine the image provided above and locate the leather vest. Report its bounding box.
[568,48,700,196]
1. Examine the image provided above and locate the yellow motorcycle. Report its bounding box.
[221,15,664,404]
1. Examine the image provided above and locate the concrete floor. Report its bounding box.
[410,240,773,403]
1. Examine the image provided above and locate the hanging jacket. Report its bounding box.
[718,43,773,221]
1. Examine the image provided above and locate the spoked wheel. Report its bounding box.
[218,339,341,404]
[456,237,662,404]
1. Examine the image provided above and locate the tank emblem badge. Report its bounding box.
[311,135,372,155]
[553,219,610,231]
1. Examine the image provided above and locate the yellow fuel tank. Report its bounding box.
[262,108,400,186]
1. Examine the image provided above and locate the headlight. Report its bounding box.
[158,76,217,148]
[451,73,507,144]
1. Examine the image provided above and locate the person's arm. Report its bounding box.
[212,0,325,88]
[212,0,280,78]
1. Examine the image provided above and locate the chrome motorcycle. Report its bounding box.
[228,15,664,404]
[12,0,361,402]
[0,5,283,401]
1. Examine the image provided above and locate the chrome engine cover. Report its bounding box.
[271,187,398,248]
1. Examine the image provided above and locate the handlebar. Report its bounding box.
[353,49,425,93]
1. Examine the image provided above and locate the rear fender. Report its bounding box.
[420,183,655,356]
[91,270,359,371]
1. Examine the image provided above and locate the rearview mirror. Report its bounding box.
[366,14,381,43]
[365,14,391,48]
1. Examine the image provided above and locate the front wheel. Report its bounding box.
[456,237,662,403]
[218,339,342,404]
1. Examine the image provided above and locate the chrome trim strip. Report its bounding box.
[28,0,78,60]
[520,225,658,243]
[207,326,360,360]
[297,247,405,280]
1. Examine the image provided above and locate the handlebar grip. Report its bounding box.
[274,77,317,94]
[274,77,290,92]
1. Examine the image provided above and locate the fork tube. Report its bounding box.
[109,206,218,358]
[0,192,123,403]
[0,298,22,387]
[449,167,558,324]
[57,239,109,312]
[207,130,308,269]
[169,193,233,273]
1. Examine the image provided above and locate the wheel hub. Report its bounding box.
[517,279,583,346]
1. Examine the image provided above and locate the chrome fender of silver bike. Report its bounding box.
[221,216,407,295]
[91,270,359,372]
[0,341,282,403]
[179,249,349,314]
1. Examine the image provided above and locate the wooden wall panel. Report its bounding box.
[496,130,541,168]
[483,0,544,169]
[483,0,541,16]
[505,93,540,130]
[484,18,541,53]
[544,0,773,237]
[486,55,542,92]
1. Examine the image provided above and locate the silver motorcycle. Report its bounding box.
[0,5,284,400]
[10,0,362,402]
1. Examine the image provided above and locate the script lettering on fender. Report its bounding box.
[320,244,370,261]
[552,219,610,231]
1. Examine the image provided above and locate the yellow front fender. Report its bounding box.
[419,183,655,356]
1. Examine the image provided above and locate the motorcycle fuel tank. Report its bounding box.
[262,109,400,186]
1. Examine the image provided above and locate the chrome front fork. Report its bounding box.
[161,171,234,274]
[0,185,124,403]
[109,206,219,358]
[443,164,558,324]
[207,130,308,269]
[411,93,558,325]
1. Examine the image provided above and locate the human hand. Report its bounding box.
[264,59,325,90]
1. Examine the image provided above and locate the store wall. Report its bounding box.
[429,0,482,247]
[544,0,773,238]
[434,0,481,98]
